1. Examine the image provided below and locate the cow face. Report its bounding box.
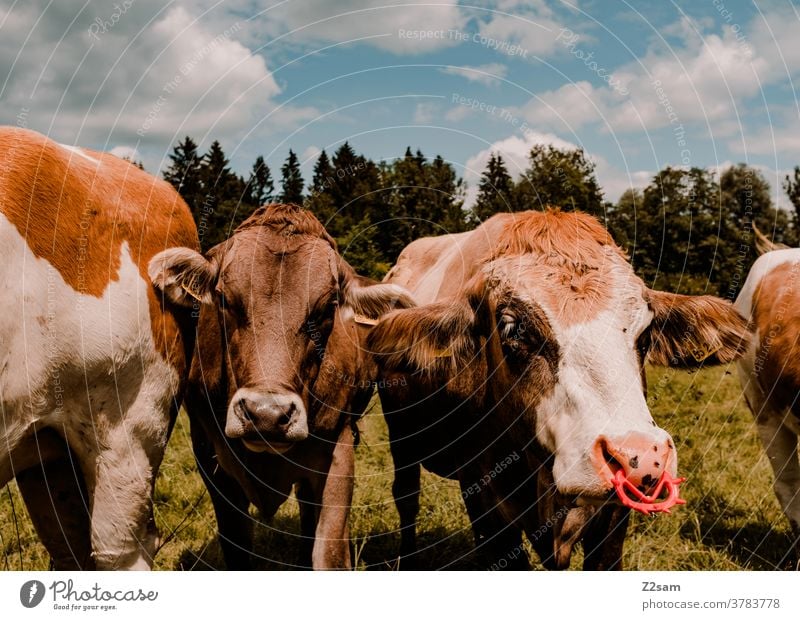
[149,207,413,454]
[368,250,749,500]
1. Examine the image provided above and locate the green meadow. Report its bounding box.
[1,365,793,570]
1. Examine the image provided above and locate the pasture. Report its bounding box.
[0,364,793,570]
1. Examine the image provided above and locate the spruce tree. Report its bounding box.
[196,140,248,250]
[306,149,336,226]
[471,153,515,224]
[163,136,204,213]
[280,149,304,205]
[245,155,274,206]
[426,154,466,234]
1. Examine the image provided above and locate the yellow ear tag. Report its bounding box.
[180,283,204,303]
[691,344,718,362]
[353,313,378,326]
[432,348,452,358]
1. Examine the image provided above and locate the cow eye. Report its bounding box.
[499,311,518,339]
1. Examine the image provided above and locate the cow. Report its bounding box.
[149,203,415,569]
[0,126,198,569]
[367,209,751,569]
[735,227,800,566]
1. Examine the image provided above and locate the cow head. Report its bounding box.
[149,204,414,454]
[367,210,750,501]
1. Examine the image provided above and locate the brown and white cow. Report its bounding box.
[367,209,750,569]
[0,127,198,569]
[735,228,800,565]
[149,203,414,569]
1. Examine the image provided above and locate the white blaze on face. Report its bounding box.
[530,267,677,497]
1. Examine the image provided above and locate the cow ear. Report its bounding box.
[148,247,218,307]
[646,290,751,367]
[367,299,477,373]
[336,257,416,322]
[342,277,417,321]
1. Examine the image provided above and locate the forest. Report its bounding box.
[159,137,800,296]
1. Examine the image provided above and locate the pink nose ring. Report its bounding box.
[610,469,686,515]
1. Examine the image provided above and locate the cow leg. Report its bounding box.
[389,450,421,568]
[309,427,355,570]
[547,505,593,570]
[191,425,254,570]
[78,430,164,570]
[741,364,800,564]
[296,479,318,568]
[71,387,178,570]
[581,505,630,570]
[754,414,800,563]
[16,454,95,570]
[460,478,528,570]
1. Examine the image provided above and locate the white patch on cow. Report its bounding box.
[734,248,800,319]
[528,267,676,497]
[0,213,178,569]
[59,143,101,165]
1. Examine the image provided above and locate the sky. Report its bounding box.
[1,0,798,208]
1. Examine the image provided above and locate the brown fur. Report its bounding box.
[181,205,412,569]
[752,262,800,416]
[485,208,625,263]
[371,207,749,570]
[0,126,198,369]
[236,202,337,247]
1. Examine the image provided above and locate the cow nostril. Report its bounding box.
[600,440,624,476]
[236,399,253,422]
[277,402,296,427]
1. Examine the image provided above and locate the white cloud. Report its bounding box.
[301,145,322,164]
[444,104,475,123]
[441,63,508,85]
[0,2,315,156]
[730,107,800,156]
[594,162,652,204]
[516,14,774,137]
[109,145,141,161]
[475,0,568,58]
[413,102,438,124]
[249,0,466,54]
[514,81,606,131]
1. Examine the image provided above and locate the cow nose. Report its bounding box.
[225,390,309,441]
[236,396,295,428]
[594,433,674,493]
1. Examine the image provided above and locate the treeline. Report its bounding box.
[161,137,800,296]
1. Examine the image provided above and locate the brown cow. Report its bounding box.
[0,127,197,569]
[367,209,750,569]
[735,227,800,565]
[149,204,414,569]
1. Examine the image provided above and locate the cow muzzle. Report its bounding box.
[592,433,685,515]
[226,389,309,453]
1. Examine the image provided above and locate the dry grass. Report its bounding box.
[1,364,794,570]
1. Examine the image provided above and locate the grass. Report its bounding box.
[1,364,795,570]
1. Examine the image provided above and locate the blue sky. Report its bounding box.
[1,0,798,207]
